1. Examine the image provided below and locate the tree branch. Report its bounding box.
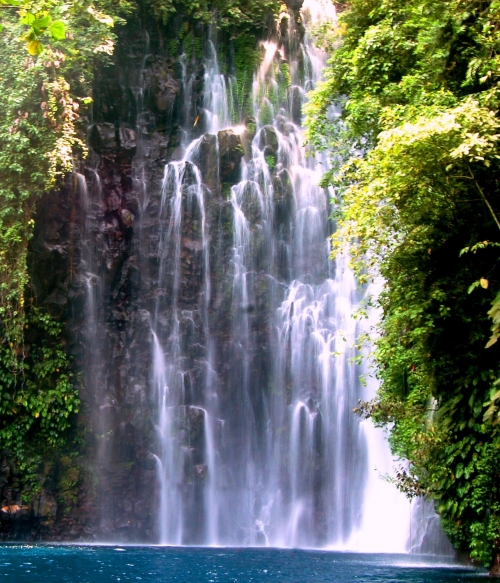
[468,164,500,232]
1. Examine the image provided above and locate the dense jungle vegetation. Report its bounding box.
[306,0,500,568]
[0,0,131,499]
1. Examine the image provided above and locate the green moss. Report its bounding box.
[278,61,291,104]
[246,119,256,135]
[259,100,274,126]
[183,31,204,60]
[265,154,276,170]
[193,36,203,59]
[221,182,233,199]
[232,33,262,120]
[168,37,179,57]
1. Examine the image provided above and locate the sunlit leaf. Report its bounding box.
[87,6,114,26]
[19,12,35,26]
[54,4,71,14]
[49,20,65,41]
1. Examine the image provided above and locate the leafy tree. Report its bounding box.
[306,0,500,567]
[0,0,131,493]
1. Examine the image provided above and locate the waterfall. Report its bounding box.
[145,0,410,548]
[78,0,451,552]
[77,165,116,534]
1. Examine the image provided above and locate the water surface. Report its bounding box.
[0,546,486,582]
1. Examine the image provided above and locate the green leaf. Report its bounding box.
[468,280,481,294]
[32,14,52,34]
[48,20,65,41]
[19,13,35,26]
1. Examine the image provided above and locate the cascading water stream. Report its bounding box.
[145,0,416,548]
[152,153,213,544]
[78,0,452,551]
[77,166,117,533]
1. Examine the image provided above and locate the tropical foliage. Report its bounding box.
[0,0,131,489]
[306,0,500,567]
[148,0,280,30]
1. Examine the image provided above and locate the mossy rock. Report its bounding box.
[218,129,245,183]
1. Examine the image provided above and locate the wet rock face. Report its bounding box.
[7,20,171,542]
[118,127,137,153]
[259,125,279,167]
[90,122,117,154]
[218,129,244,183]
[284,0,304,8]
[197,133,219,193]
[88,123,138,161]
[33,494,58,518]
[143,57,180,114]
[13,16,245,542]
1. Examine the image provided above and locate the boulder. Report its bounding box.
[238,182,263,226]
[276,114,296,136]
[287,85,304,125]
[259,125,280,167]
[89,123,116,154]
[218,129,244,184]
[284,0,303,9]
[144,58,180,113]
[273,168,295,227]
[241,117,257,159]
[196,133,219,192]
[156,74,180,111]
[118,127,136,152]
